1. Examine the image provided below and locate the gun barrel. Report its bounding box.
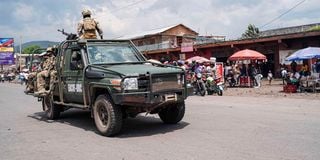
[57,29,77,40]
[57,29,69,36]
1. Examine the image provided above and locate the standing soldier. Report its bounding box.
[35,47,56,96]
[77,9,103,39]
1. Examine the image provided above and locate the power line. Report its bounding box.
[259,0,307,29]
[94,0,148,21]
[109,0,147,13]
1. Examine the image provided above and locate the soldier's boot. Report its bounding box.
[24,82,35,94]
[24,87,34,94]
[29,84,35,93]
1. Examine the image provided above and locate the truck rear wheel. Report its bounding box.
[42,94,60,120]
[93,95,123,136]
[158,102,185,124]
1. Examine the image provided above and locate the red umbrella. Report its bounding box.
[186,56,210,63]
[228,49,266,61]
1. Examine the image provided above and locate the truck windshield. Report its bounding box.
[87,44,143,64]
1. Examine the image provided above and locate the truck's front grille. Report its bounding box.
[134,74,183,93]
[151,74,183,92]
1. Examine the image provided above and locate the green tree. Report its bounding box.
[242,24,260,39]
[308,25,320,32]
[22,45,41,54]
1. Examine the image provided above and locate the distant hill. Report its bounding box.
[14,41,59,52]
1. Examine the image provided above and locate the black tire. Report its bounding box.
[42,94,60,120]
[217,90,223,96]
[93,95,123,137]
[207,90,213,95]
[199,82,206,96]
[158,102,185,124]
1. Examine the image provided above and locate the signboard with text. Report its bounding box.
[181,42,193,52]
[215,62,224,83]
[0,52,14,65]
[0,38,14,65]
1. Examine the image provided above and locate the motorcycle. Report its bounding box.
[206,76,223,96]
[193,72,206,96]
[226,72,236,87]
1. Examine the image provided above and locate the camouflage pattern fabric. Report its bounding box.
[26,72,37,92]
[77,17,103,39]
[36,70,48,92]
[36,55,56,93]
[49,70,57,90]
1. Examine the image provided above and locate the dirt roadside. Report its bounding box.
[223,79,320,100]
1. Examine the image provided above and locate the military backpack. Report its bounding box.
[83,18,96,31]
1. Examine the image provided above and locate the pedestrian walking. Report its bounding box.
[267,70,273,85]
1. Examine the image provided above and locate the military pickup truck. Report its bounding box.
[27,39,188,136]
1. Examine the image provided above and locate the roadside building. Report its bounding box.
[117,24,224,61]
[123,23,320,77]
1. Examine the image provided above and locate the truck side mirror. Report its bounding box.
[85,68,105,79]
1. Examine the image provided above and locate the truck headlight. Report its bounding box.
[122,78,138,90]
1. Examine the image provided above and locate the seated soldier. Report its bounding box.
[34,47,56,96]
[25,70,37,94]
[25,55,45,93]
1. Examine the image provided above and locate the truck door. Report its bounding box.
[61,48,84,104]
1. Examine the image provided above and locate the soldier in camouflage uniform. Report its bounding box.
[77,9,103,39]
[25,71,37,93]
[25,54,45,93]
[34,47,56,96]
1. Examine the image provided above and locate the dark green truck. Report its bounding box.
[30,39,188,136]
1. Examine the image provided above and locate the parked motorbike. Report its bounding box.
[193,72,206,96]
[206,76,223,96]
[226,72,236,87]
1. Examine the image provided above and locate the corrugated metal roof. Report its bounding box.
[116,24,178,40]
[116,24,199,40]
[260,23,320,37]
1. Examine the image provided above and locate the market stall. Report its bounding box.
[228,49,266,87]
[285,47,320,93]
[186,56,210,63]
[285,47,320,61]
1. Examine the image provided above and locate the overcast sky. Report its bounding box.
[1,0,319,43]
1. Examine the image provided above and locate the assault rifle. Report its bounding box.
[57,29,78,40]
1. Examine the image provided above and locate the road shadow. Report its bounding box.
[28,109,97,133]
[118,116,189,138]
[28,110,189,138]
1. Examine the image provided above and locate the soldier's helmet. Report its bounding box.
[82,9,91,16]
[46,47,53,55]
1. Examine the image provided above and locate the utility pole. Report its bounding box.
[19,35,22,72]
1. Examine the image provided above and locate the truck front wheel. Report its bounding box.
[93,95,123,136]
[158,102,185,124]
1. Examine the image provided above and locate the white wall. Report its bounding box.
[279,49,303,65]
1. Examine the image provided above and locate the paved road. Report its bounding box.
[0,83,320,160]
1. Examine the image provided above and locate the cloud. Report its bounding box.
[13,3,34,22]
[1,0,319,43]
